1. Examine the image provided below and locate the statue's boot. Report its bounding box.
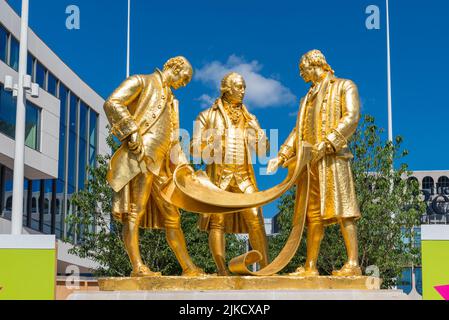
[289,266,319,277]
[332,263,362,277]
[209,229,230,276]
[131,265,161,278]
[166,227,206,277]
[124,208,161,277]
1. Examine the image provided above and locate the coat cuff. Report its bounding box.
[279,145,295,161]
[326,129,347,152]
[112,116,139,141]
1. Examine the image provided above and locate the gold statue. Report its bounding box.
[192,72,269,276]
[268,49,362,277]
[104,56,204,277]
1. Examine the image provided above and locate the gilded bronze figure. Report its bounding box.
[104,56,204,277]
[268,50,362,277]
[192,72,269,276]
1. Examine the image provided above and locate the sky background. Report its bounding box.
[6,0,449,217]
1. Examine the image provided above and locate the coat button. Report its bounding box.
[158,105,162,109]
[152,114,156,118]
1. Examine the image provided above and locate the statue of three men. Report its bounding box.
[104,50,362,278]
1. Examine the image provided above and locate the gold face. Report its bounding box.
[171,66,193,90]
[226,76,246,104]
[299,59,314,83]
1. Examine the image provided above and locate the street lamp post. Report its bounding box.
[10,0,30,235]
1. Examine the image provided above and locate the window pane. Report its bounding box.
[78,139,86,190]
[0,85,16,138]
[0,25,8,63]
[89,109,98,168]
[9,36,20,71]
[68,131,77,189]
[43,180,52,234]
[58,84,68,181]
[79,102,88,142]
[27,53,34,79]
[47,72,57,96]
[1,168,13,220]
[55,179,65,239]
[68,92,78,189]
[31,181,41,231]
[35,61,46,89]
[59,84,68,126]
[89,145,96,168]
[69,93,78,133]
[66,185,75,242]
[89,109,98,147]
[25,101,40,150]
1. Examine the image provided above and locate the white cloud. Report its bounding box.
[194,55,296,109]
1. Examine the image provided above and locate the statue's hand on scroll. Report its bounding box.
[267,157,285,175]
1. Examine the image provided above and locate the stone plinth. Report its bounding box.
[98,275,381,292]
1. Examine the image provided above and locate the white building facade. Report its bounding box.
[0,0,108,273]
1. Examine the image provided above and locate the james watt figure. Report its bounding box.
[104,56,204,277]
[268,50,362,277]
[192,72,269,276]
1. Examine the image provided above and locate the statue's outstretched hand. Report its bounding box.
[267,157,285,175]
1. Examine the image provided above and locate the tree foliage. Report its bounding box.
[269,115,424,288]
[66,133,246,277]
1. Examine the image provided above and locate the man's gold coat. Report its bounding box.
[192,98,268,234]
[104,70,187,229]
[280,73,361,225]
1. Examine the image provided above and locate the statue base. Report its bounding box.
[98,275,381,292]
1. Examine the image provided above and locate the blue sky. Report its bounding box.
[7,0,449,217]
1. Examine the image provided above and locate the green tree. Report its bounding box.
[269,115,424,288]
[66,133,246,277]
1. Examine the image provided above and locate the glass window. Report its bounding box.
[68,131,77,189]
[66,185,76,242]
[55,179,65,239]
[31,180,41,231]
[78,139,87,190]
[79,102,88,142]
[35,61,46,89]
[47,72,58,96]
[89,109,98,168]
[58,84,68,181]
[43,180,53,234]
[9,36,20,71]
[69,93,78,133]
[0,25,8,63]
[78,103,88,190]
[27,53,34,78]
[68,92,78,189]
[422,177,435,194]
[0,84,17,139]
[25,101,40,150]
[1,167,13,220]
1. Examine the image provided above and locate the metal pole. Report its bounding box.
[126,0,131,78]
[11,0,29,235]
[386,0,393,142]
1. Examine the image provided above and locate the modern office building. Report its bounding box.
[0,0,109,273]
